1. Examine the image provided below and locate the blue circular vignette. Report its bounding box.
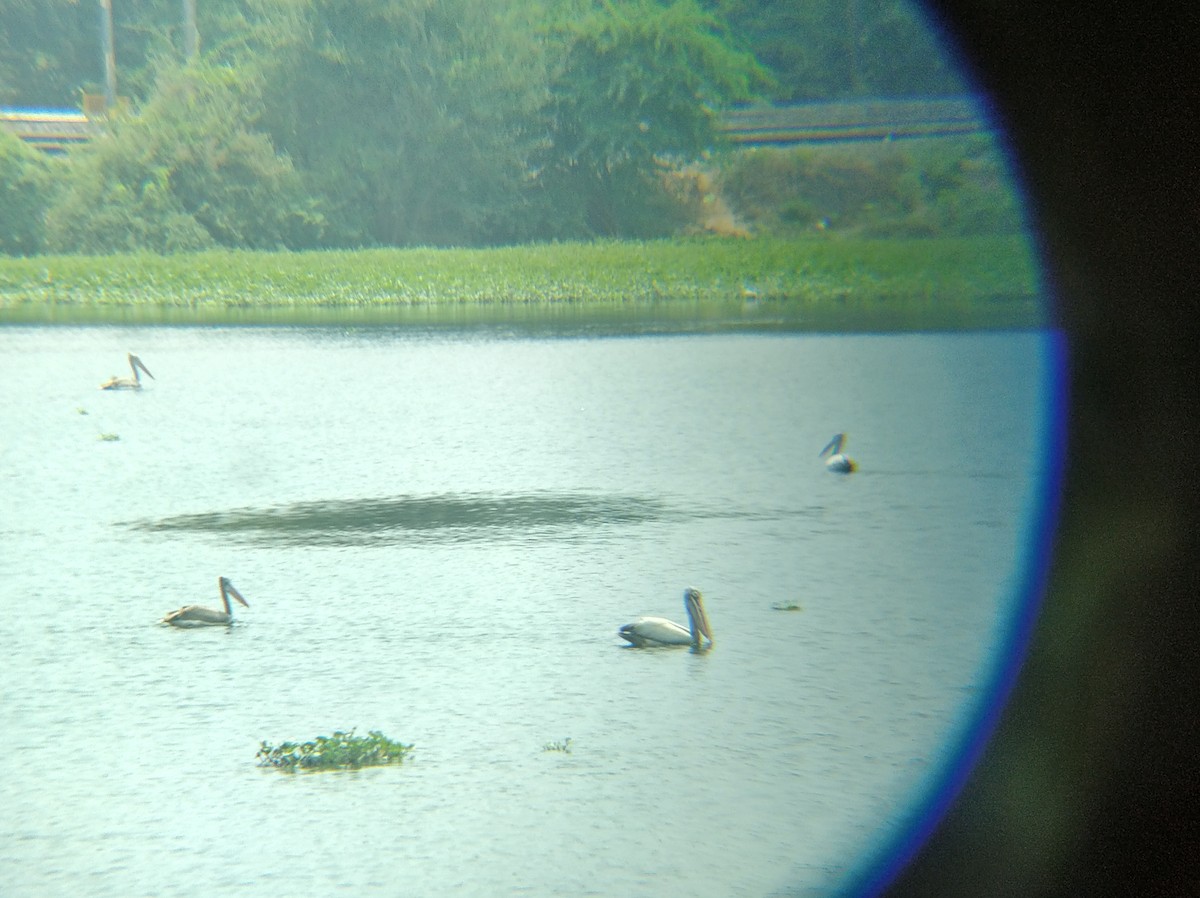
[829,2,1071,882]
[841,328,1068,898]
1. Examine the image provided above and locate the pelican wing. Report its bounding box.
[619,616,694,647]
[162,605,231,626]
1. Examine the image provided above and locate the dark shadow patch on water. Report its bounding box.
[124,491,681,547]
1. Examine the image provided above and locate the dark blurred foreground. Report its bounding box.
[884,3,1199,895]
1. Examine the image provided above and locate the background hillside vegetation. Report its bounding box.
[0,0,1020,256]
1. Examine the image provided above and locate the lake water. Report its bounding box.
[0,324,1059,897]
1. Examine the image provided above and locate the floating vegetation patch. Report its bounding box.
[0,237,1043,330]
[97,432,120,441]
[125,491,672,547]
[542,738,573,754]
[257,729,413,772]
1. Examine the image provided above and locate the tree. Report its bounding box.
[0,128,52,255]
[537,0,769,237]
[0,0,263,108]
[0,0,102,107]
[257,0,551,246]
[710,0,964,101]
[43,63,322,253]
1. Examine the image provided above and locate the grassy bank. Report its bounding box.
[0,236,1046,330]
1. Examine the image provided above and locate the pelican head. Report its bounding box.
[683,587,713,645]
[219,576,250,610]
[819,432,857,473]
[128,353,154,381]
[819,433,846,457]
[619,587,713,648]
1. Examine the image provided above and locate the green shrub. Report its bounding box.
[0,129,53,255]
[715,136,1025,238]
[43,64,323,255]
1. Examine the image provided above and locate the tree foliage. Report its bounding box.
[0,127,52,255]
[44,63,321,253]
[257,0,552,246]
[537,0,769,236]
[709,0,964,101]
[0,0,99,107]
[0,0,982,253]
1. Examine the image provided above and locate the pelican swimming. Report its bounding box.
[619,587,713,648]
[819,432,858,473]
[101,353,154,390]
[161,577,249,627]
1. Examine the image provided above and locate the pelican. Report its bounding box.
[162,577,249,627]
[819,432,858,473]
[619,587,713,648]
[101,353,154,390]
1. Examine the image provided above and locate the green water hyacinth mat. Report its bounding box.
[0,237,1043,329]
[257,730,413,772]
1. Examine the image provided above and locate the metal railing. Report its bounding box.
[719,96,990,145]
[3,95,990,156]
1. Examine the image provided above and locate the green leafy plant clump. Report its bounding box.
[257,729,413,772]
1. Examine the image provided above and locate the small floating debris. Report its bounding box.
[257,729,413,772]
[541,737,573,754]
[771,601,803,612]
[97,432,120,441]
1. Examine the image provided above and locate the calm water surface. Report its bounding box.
[0,325,1056,897]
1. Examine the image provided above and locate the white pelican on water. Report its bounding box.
[101,353,154,390]
[819,432,858,474]
[619,587,713,648]
[162,577,249,627]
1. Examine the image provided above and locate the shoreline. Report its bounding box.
[0,236,1046,330]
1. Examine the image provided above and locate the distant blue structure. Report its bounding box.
[0,107,101,155]
[1,95,990,156]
